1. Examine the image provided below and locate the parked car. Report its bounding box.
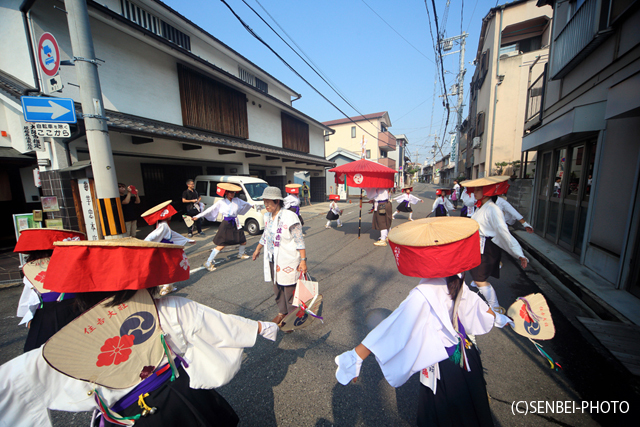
[194,175,268,235]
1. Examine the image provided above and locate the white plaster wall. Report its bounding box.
[247,94,281,147]
[309,126,325,158]
[0,100,31,153]
[0,0,35,86]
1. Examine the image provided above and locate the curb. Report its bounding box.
[514,234,631,325]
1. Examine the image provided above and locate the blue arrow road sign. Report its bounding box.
[21,96,76,123]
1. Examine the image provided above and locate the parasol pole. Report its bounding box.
[358,188,363,238]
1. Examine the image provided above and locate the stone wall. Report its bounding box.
[506,178,534,221]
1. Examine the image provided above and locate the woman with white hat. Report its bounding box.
[461,176,528,312]
[284,183,305,226]
[335,218,512,426]
[13,228,86,352]
[142,200,195,296]
[392,185,423,221]
[252,186,307,329]
[189,183,254,271]
[0,239,279,426]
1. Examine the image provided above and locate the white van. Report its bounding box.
[194,175,268,235]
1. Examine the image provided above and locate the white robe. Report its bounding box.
[259,209,302,285]
[283,194,300,210]
[16,277,40,326]
[494,196,523,226]
[193,198,253,226]
[144,221,194,246]
[361,279,494,388]
[393,193,421,205]
[461,191,476,217]
[0,296,258,427]
[432,197,454,214]
[471,201,526,259]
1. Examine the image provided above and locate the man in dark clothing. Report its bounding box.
[182,179,204,237]
[119,183,140,237]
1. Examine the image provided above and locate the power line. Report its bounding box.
[360,0,435,64]
[219,0,382,143]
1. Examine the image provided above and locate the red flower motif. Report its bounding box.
[519,305,533,323]
[96,335,135,367]
[34,271,46,283]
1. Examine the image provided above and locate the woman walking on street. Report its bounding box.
[432,189,454,217]
[284,183,305,226]
[252,187,307,329]
[190,183,254,272]
[364,187,393,246]
[326,196,343,228]
[461,176,528,312]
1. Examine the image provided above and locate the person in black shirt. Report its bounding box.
[118,183,140,237]
[182,179,204,237]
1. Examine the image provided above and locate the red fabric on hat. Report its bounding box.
[142,204,177,225]
[286,187,299,194]
[389,231,481,278]
[467,181,510,198]
[216,186,226,197]
[14,229,86,253]
[329,195,340,201]
[44,245,189,292]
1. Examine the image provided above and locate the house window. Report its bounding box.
[324,131,330,142]
[121,0,190,50]
[238,66,269,94]
[351,126,356,138]
[381,124,387,132]
[366,149,371,159]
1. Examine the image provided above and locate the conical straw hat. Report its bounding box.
[460,175,509,188]
[388,217,481,278]
[14,228,86,253]
[42,289,165,389]
[140,200,172,218]
[286,183,302,188]
[218,182,242,192]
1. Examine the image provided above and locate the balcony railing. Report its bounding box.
[550,0,612,79]
[378,157,396,170]
[525,68,545,129]
[378,131,396,152]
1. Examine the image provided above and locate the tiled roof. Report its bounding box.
[0,72,333,167]
[322,112,388,127]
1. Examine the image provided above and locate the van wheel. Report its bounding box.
[245,219,260,235]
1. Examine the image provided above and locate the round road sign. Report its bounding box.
[38,33,61,77]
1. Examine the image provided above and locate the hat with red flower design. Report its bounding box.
[140,200,177,225]
[14,228,86,253]
[44,238,190,293]
[388,217,481,278]
[506,293,555,340]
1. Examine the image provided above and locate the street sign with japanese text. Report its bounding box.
[78,178,100,241]
[33,123,71,138]
[21,96,77,124]
[22,123,45,152]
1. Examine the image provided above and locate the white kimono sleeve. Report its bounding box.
[17,278,39,326]
[361,289,449,387]
[457,286,495,336]
[235,198,253,216]
[487,204,526,260]
[193,201,222,222]
[159,297,259,389]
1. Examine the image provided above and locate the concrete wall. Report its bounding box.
[324,118,385,161]
[505,178,534,221]
[0,0,35,88]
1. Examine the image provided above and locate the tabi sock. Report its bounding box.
[207,248,220,264]
[380,229,389,241]
[337,218,342,226]
[477,285,499,309]
[238,246,246,256]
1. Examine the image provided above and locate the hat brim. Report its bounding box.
[460,175,510,188]
[141,200,173,218]
[218,183,242,192]
[14,228,86,253]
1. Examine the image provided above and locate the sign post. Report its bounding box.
[37,32,61,78]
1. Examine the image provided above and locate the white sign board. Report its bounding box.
[34,123,70,138]
[78,178,100,241]
[22,123,45,152]
[47,74,63,93]
[33,168,41,188]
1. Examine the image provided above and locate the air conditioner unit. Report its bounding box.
[472,137,482,149]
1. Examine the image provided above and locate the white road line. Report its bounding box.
[190,266,205,274]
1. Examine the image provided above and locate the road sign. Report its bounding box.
[21,96,76,123]
[33,123,71,138]
[38,33,61,77]
[47,74,63,93]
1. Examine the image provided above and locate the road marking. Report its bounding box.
[190,266,205,274]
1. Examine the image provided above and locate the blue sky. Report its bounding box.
[162,0,504,164]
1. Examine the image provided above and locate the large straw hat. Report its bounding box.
[14,228,86,253]
[218,182,242,192]
[45,238,189,293]
[460,175,510,196]
[401,185,413,191]
[285,183,301,194]
[140,200,177,225]
[261,186,284,200]
[388,217,481,278]
[286,183,302,188]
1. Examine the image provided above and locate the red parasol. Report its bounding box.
[329,159,396,188]
[328,159,397,239]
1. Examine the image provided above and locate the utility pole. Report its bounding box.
[64,0,125,238]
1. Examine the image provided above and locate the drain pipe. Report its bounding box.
[20,0,42,95]
[487,5,505,177]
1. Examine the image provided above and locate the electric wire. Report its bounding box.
[219,0,382,143]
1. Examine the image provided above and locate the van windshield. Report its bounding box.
[244,183,269,200]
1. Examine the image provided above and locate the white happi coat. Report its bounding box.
[260,209,302,286]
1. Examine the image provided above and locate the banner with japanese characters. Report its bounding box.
[78,178,100,241]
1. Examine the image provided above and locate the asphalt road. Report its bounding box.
[0,183,637,426]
